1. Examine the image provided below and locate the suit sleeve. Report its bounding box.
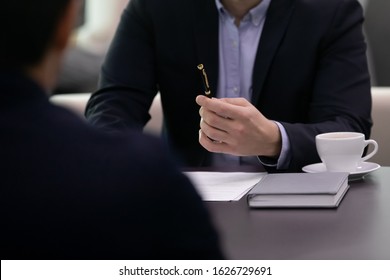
[85,0,158,132]
[280,0,372,172]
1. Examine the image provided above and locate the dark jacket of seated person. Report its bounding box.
[0,0,222,259]
[0,71,223,259]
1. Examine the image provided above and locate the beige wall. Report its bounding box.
[76,0,129,54]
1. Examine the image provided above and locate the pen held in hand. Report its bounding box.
[197,64,212,98]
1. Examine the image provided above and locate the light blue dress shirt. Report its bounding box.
[212,0,290,169]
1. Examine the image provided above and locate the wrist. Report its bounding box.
[262,121,282,157]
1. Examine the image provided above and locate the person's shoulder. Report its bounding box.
[45,103,156,155]
[47,103,190,188]
[130,0,193,13]
[292,0,362,22]
[108,130,168,161]
[94,130,202,207]
[132,0,185,5]
[77,124,183,178]
[109,130,182,176]
[294,0,357,10]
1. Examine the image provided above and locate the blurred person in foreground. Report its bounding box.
[86,0,372,172]
[0,0,223,260]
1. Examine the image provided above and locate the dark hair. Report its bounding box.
[1,0,71,68]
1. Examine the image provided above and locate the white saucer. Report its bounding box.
[302,162,381,181]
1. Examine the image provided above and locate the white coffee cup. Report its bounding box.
[315,132,378,172]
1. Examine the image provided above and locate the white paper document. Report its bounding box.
[183,172,266,201]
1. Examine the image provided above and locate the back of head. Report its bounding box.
[1,0,71,69]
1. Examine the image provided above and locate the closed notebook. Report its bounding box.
[247,172,350,208]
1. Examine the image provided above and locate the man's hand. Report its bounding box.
[196,95,282,157]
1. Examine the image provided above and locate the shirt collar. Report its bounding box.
[215,0,272,26]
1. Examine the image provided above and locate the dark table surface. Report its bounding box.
[205,167,390,259]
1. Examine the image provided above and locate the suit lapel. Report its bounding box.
[252,0,295,104]
[191,0,219,95]
[191,0,295,104]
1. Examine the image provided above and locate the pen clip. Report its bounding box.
[197,64,212,98]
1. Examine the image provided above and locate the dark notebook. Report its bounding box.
[247,172,350,208]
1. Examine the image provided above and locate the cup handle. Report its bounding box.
[361,139,378,162]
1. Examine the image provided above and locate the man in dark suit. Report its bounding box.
[85,0,371,172]
[0,0,223,259]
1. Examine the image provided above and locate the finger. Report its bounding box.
[199,130,226,152]
[199,106,203,118]
[219,97,249,106]
[198,96,246,120]
[200,119,227,143]
[196,95,209,106]
[201,108,233,132]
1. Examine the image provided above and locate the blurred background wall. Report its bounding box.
[54,0,128,94]
[362,0,390,86]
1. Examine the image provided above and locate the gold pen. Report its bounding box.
[197,64,212,98]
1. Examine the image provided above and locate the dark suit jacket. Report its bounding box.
[0,71,223,260]
[86,0,372,172]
